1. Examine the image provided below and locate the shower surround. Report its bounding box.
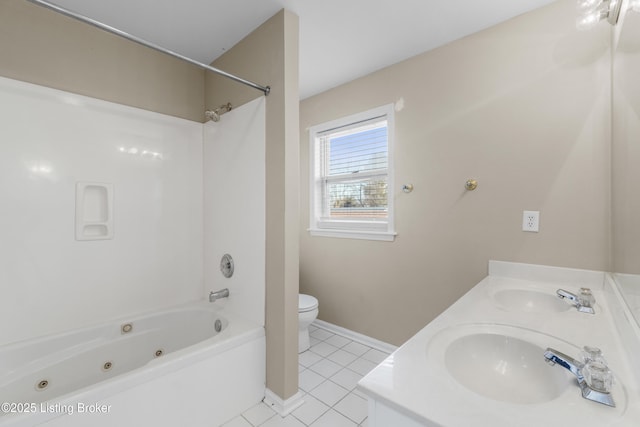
[0,76,267,426]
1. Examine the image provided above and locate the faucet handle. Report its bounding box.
[580,346,613,394]
[579,288,595,307]
[580,346,606,365]
[583,361,613,393]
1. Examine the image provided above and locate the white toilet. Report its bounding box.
[298,294,319,353]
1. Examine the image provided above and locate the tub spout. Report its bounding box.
[209,288,229,302]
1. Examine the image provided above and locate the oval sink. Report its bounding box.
[445,332,571,404]
[492,289,571,313]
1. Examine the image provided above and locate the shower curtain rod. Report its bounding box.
[26,0,271,96]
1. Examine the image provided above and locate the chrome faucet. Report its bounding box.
[544,347,615,407]
[556,288,595,314]
[209,288,229,302]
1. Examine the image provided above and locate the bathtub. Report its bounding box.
[0,302,266,427]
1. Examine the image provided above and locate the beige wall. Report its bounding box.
[612,6,640,273]
[205,10,300,400]
[0,0,204,121]
[300,0,611,346]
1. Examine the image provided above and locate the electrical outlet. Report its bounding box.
[522,210,540,232]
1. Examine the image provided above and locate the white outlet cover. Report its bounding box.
[522,210,540,232]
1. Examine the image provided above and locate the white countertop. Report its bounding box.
[357,261,640,426]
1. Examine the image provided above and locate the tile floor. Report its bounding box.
[221,323,391,427]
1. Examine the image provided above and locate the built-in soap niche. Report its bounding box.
[75,182,114,241]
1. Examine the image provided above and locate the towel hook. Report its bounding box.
[465,179,478,191]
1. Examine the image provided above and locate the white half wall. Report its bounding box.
[0,76,204,346]
[204,97,266,326]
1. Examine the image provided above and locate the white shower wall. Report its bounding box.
[204,97,266,326]
[0,77,204,346]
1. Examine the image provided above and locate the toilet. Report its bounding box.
[298,294,319,353]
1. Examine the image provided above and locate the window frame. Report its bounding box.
[308,104,396,241]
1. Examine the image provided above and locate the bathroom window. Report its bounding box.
[309,104,395,241]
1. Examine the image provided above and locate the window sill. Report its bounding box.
[308,228,396,242]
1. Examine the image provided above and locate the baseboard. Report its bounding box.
[263,388,305,417]
[312,319,398,354]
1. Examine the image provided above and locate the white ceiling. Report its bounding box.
[45,0,558,99]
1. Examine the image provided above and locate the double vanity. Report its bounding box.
[358,261,640,426]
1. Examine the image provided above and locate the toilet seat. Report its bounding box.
[299,294,318,313]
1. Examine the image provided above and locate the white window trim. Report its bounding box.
[308,104,396,242]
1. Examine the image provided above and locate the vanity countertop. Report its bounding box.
[357,261,640,426]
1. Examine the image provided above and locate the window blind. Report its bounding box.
[317,117,388,220]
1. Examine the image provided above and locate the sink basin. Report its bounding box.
[444,332,572,404]
[425,324,581,405]
[492,289,571,313]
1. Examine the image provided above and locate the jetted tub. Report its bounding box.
[0,302,265,427]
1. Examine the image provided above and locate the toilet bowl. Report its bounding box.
[298,294,319,353]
